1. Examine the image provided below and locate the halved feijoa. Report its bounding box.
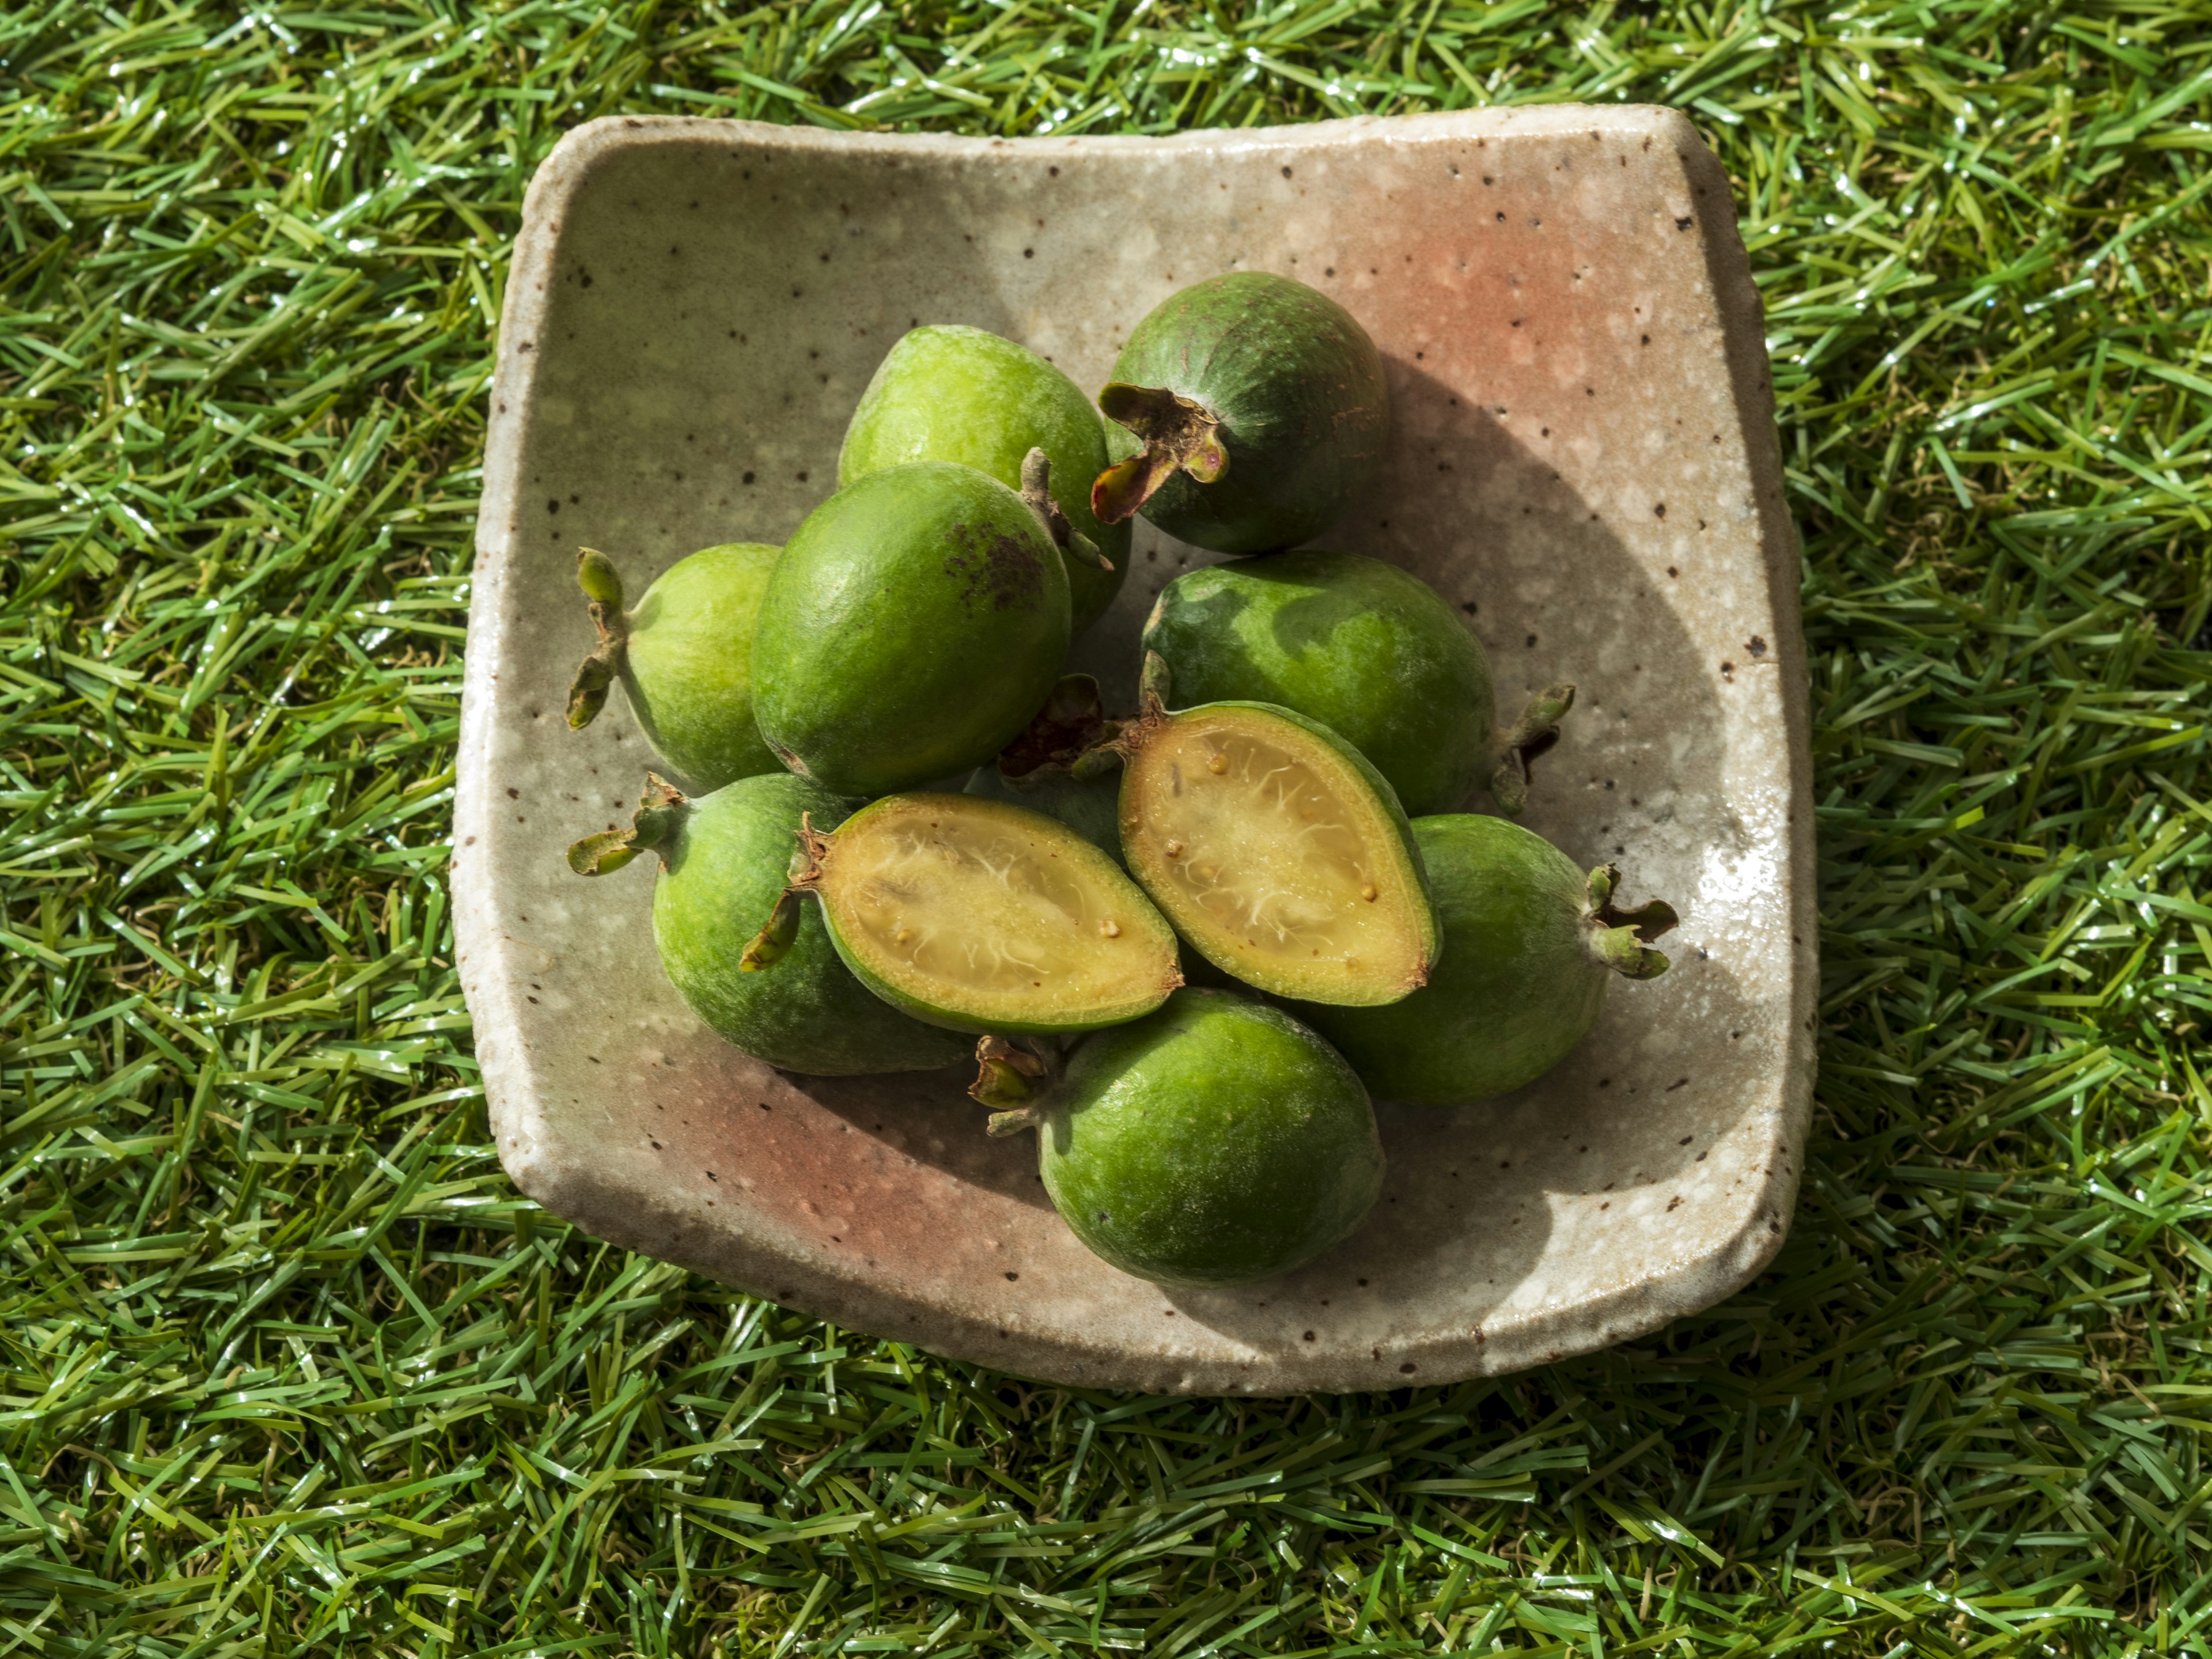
[566,773,969,1075]
[787,793,1181,1035]
[1297,815,1677,1103]
[1115,656,1438,1005]
[841,325,1128,632]
[973,988,1383,1288]
[567,541,782,791]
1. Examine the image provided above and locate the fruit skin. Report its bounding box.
[1093,272,1389,555]
[566,542,783,791]
[986,989,1384,1288]
[576,774,969,1075]
[962,672,1124,859]
[1143,550,1495,817]
[964,761,1122,858]
[840,326,1128,632]
[751,461,1071,797]
[793,793,1181,1037]
[1296,815,1676,1104]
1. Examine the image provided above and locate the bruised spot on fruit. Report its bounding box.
[942,521,1047,615]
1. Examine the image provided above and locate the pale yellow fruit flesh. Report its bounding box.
[823,794,1178,1028]
[1122,710,1428,1003]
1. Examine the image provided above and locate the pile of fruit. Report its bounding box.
[566,272,1677,1291]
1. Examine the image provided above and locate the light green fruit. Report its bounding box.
[1143,550,1499,817]
[1115,655,1440,1007]
[976,988,1384,1288]
[752,461,1072,798]
[963,673,1124,859]
[1297,815,1676,1103]
[841,325,1128,632]
[566,774,968,1075]
[789,792,1182,1036]
[566,542,782,791]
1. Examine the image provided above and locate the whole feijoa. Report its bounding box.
[842,325,1128,632]
[787,792,1181,1036]
[1092,272,1388,555]
[566,774,968,1075]
[752,461,1071,797]
[567,542,782,791]
[1143,550,1498,817]
[1297,815,1677,1104]
[964,673,1124,858]
[976,989,1383,1287]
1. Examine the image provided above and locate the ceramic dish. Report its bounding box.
[455,106,1813,1393]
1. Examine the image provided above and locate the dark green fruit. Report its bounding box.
[842,325,1128,632]
[974,988,1384,1288]
[963,673,1124,858]
[1297,815,1677,1104]
[1113,656,1438,1006]
[784,792,1181,1036]
[1092,272,1389,555]
[566,774,968,1075]
[1144,549,1503,817]
[566,542,781,791]
[751,461,1071,797]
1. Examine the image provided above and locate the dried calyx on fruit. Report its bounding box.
[1297,814,1678,1104]
[750,457,1072,798]
[1091,272,1389,555]
[841,325,1128,632]
[1108,653,1439,1006]
[747,792,1182,1036]
[565,773,968,1075]
[969,989,1385,1288]
[566,541,783,791]
[964,672,1126,858]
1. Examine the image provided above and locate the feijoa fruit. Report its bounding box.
[782,791,1181,1036]
[566,773,968,1075]
[751,460,1071,797]
[974,988,1384,1287]
[963,673,1124,858]
[1092,272,1388,555]
[1112,655,1440,1005]
[1297,815,1677,1103]
[842,325,1128,632]
[566,541,782,791]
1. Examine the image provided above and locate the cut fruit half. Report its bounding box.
[1115,656,1440,1005]
[788,793,1181,1035]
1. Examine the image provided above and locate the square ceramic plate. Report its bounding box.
[456,107,1814,1393]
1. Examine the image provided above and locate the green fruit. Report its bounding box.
[1115,655,1438,1006]
[1297,816,1677,1104]
[752,461,1071,797]
[1143,549,1498,817]
[1092,272,1389,555]
[841,325,1128,632]
[789,791,1181,1036]
[975,989,1384,1288]
[963,673,1124,858]
[565,774,968,1075]
[565,542,782,791]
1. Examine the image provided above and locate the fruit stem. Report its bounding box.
[1490,681,1576,817]
[566,772,688,876]
[1091,384,1228,526]
[1584,863,1678,980]
[566,548,632,730]
[786,814,830,892]
[738,890,801,972]
[971,1036,1050,1123]
[998,673,1117,779]
[1019,449,1113,571]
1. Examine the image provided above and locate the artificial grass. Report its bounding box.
[2,0,2209,1654]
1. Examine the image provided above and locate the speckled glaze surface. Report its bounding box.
[456,108,1813,1393]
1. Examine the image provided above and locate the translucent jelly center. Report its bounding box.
[1127,715,1425,996]
[827,798,1172,1021]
